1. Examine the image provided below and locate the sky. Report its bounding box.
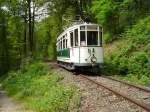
[0,1,50,21]
[35,2,50,21]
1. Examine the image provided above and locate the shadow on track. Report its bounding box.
[73,69,101,76]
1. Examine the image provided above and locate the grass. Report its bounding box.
[1,62,80,112]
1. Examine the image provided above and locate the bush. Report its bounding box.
[104,33,113,43]
[103,16,150,87]
[2,62,80,112]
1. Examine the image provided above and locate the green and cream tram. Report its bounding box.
[56,22,103,72]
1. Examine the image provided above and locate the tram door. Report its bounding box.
[70,29,79,63]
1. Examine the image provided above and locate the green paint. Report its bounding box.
[57,48,70,58]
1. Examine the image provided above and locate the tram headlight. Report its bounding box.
[91,56,97,63]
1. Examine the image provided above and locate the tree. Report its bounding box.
[0,11,9,74]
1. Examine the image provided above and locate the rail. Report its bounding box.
[80,75,150,111]
[102,76,150,93]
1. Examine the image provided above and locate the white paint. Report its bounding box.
[56,23,104,66]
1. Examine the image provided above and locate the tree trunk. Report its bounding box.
[32,1,35,56]
[44,28,51,59]
[28,0,33,56]
[24,8,27,57]
[0,17,9,74]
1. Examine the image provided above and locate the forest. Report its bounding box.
[0,0,150,111]
[0,0,149,84]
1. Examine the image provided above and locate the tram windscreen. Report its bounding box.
[87,31,98,45]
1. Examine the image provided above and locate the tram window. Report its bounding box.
[58,43,59,50]
[66,39,68,48]
[58,42,59,50]
[87,25,97,30]
[59,41,60,50]
[99,31,102,46]
[70,32,73,47]
[62,38,63,49]
[60,41,62,50]
[75,29,78,46]
[61,40,63,50]
[80,31,86,46]
[87,31,98,45]
[63,39,65,49]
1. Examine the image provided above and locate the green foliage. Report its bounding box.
[35,0,82,60]
[0,0,28,75]
[91,0,150,42]
[91,0,118,25]
[104,16,150,86]
[1,0,150,88]
[35,16,61,60]
[103,33,113,43]
[91,0,119,39]
[2,62,80,112]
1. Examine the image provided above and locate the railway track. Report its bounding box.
[80,74,150,112]
[47,62,150,111]
[102,76,150,92]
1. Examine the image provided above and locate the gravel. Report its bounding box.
[88,76,150,105]
[50,64,148,112]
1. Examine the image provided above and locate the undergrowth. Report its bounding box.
[103,16,150,87]
[2,62,80,112]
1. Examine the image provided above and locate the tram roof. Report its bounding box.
[57,22,101,41]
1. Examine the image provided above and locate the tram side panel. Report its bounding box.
[70,47,79,63]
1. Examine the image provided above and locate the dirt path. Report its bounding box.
[0,84,22,112]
